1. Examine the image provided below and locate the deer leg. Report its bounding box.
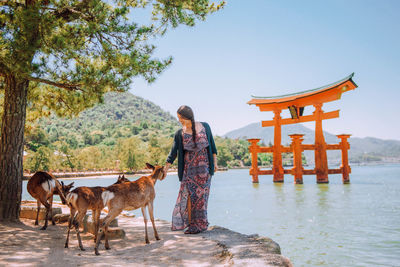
[40,196,51,230]
[65,208,77,248]
[95,209,120,255]
[104,225,110,250]
[103,209,122,250]
[141,206,149,244]
[148,201,160,241]
[49,195,55,225]
[94,229,104,255]
[35,200,41,225]
[93,209,101,243]
[74,211,87,251]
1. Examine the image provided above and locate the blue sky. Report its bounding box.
[129,0,400,140]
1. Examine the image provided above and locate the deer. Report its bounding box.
[27,171,74,230]
[64,174,130,251]
[94,164,165,255]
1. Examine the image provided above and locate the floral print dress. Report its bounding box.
[171,126,211,232]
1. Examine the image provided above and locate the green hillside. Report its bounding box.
[33,92,179,148]
[24,92,180,172]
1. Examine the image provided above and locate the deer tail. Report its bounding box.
[101,191,115,207]
[66,192,78,208]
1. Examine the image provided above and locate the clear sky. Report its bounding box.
[129,0,400,140]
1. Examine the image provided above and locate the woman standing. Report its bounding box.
[164,105,218,234]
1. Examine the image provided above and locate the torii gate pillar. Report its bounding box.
[314,103,329,183]
[273,109,284,182]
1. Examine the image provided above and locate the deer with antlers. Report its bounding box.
[27,171,74,230]
[64,175,130,251]
[94,164,165,255]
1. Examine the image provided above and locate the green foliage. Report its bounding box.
[34,91,179,147]
[215,137,248,168]
[25,146,52,172]
[21,92,178,172]
[25,127,50,152]
[0,0,225,121]
[126,151,136,171]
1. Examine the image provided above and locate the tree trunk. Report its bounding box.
[0,74,28,221]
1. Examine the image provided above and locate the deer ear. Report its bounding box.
[122,174,125,178]
[118,175,121,178]
[61,181,64,186]
[146,163,155,170]
[68,182,74,188]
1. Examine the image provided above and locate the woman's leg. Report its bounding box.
[171,182,190,231]
[187,193,192,225]
[185,174,211,234]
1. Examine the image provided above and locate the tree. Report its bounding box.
[0,0,224,221]
[216,144,233,167]
[25,146,52,172]
[126,150,136,171]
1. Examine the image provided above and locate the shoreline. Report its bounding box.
[1,205,293,266]
[23,162,400,180]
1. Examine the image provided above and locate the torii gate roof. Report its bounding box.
[248,73,358,111]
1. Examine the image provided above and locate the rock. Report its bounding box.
[53,213,70,223]
[20,206,62,221]
[83,214,118,234]
[201,225,293,267]
[98,228,126,240]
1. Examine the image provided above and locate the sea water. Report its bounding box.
[22,165,400,266]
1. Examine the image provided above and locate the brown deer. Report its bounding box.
[94,164,165,255]
[27,171,74,230]
[64,174,130,251]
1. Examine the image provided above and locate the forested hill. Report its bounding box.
[34,92,179,148]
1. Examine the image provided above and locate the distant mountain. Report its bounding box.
[224,122,400,163]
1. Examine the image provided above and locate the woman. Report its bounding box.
[164,105,218,234]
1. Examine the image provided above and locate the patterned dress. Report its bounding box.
[171,126,211,232]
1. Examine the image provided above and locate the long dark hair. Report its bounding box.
[177,105,196,147]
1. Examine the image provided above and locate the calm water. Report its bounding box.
[22,165,400,267]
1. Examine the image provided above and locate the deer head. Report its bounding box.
[60,181,74,204]
[116,174,130,184]
[146,163,166,181]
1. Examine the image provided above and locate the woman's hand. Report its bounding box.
[163,163,170,178]
[213,154,218,172]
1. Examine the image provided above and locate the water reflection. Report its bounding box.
[317,184,329,208]
[273,183,285,208]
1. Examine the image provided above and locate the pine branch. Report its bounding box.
[25,75,84,92]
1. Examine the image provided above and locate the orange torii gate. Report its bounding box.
[247,73,358,184]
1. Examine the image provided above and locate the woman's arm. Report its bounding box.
[203,122,218,155]
[166,132,179,164]
[164,131,179,176]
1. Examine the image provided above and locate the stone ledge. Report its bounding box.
[20,206,62,221]
[200,225,293,267]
